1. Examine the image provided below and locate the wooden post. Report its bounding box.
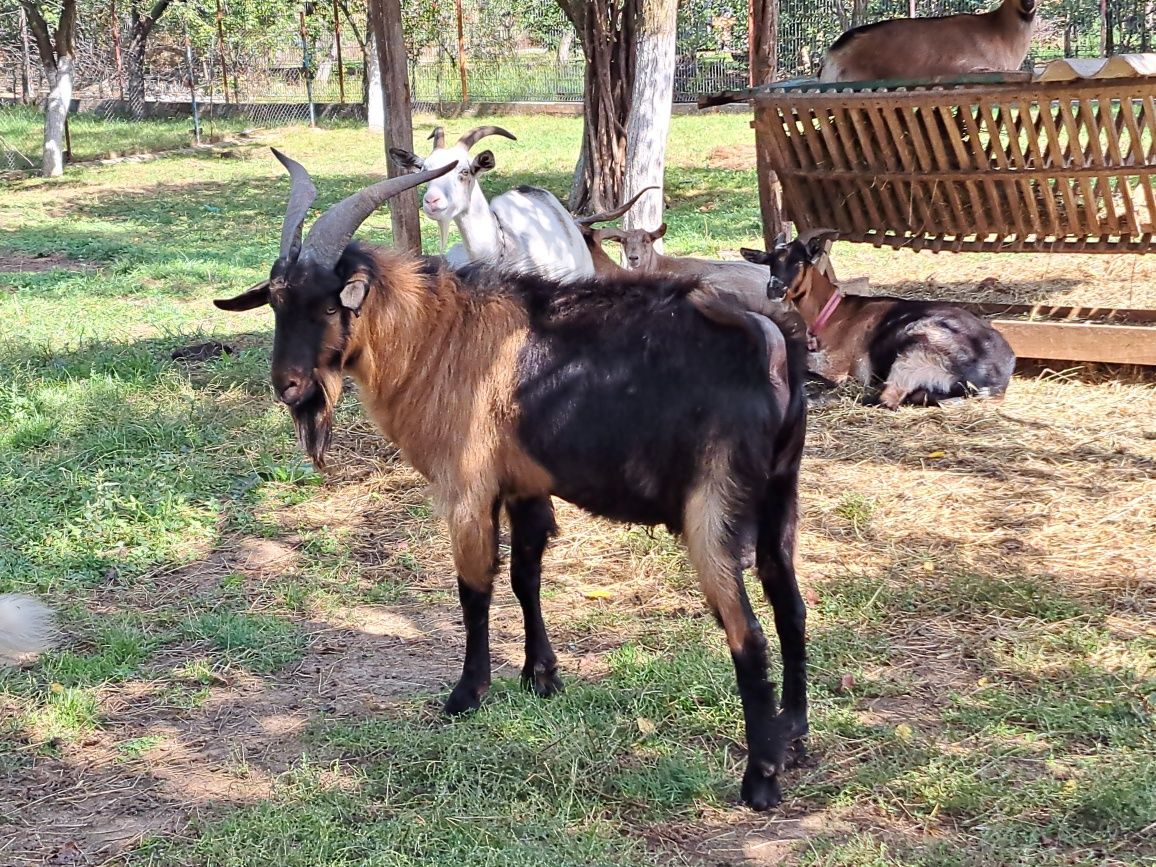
[185,25,201,144]
[455,0,469,104]
[216,0,230,103]
[750,0,783,245]
[369,0,423,253]
[333,0,346,103]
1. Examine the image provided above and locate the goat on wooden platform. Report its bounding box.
[820,0,1037,82]
[216,150,811,810]
[741,231,1015,408]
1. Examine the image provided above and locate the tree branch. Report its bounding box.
[55,0,76,58]
[131,0,174,41]
[18,1,56,68]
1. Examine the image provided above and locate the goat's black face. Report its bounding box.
[741,230,838,301]
[270,260,357,469]
[216,257,361,469]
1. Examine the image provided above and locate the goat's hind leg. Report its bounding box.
[756,468,808,764]
[444,497,501,716]
[685,472,784,810]
[507,496,563,698]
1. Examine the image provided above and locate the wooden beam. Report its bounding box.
[368,0,422,253]
[991,320,1156,366]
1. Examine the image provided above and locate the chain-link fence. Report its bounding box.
[0,0,1140,125]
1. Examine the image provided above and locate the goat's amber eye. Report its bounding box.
[325,305,338,316]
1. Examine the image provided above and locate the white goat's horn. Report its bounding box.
[428,126,445,149]
[457,125,517,150]
[576,185,659,226]
[299,162,456,270]
[271,148,318,263]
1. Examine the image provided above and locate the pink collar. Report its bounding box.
[808,290,843,339]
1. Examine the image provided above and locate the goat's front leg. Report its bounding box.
[506,496,563,698]
[444,497,501,716]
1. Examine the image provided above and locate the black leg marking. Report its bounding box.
[756,471,808,747]
[733,625,785,811]
[444,577,494,715]
[507,496,563,698]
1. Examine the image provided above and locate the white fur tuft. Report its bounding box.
[0,593,57,664]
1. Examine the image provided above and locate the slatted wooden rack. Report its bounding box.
[700,73,1156,364]
[747,73,1156,253]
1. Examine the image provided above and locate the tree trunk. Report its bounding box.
[365,30,384,130]
[558,0,638,214]
[126,35,146,117]
[751,0,784,246]
[369,0,422,253]
[622,0,677,243]
[42,55,72,177]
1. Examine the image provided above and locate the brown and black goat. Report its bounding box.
[741,231,1015,408]
[216,150,810,810]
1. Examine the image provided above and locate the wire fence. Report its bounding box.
[0,0,1141,125]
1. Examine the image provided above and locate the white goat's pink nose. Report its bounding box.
[424,192,443,207]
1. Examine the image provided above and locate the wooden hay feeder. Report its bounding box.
[740,73,1156,365]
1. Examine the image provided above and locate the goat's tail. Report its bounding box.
[0,593,56,665]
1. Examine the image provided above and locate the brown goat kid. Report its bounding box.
[599,222,775,312]
[742,232,1015,408]
[216,150,811,811]
[819,0,1037,82]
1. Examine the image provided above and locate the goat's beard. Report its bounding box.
[289,369,343,470]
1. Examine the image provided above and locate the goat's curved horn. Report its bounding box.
[576,185,659,226]
[428,126,445,149]
[271,148,318,263]
[300,163,456,270]
[457,125,517,150]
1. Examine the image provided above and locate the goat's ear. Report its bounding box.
[803,230,839,263]
[740,247,771,265]
[389,147,424,174]
[650,223,668,240]
[339,276,369,314]
[214,280,270,311]
[471,150,496,174]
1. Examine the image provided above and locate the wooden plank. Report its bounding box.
[990,320,1156,365]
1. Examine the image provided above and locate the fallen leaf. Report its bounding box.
[927,450,946,459]
[922,561,936,573]
[636,717,656,736]
[803,588,821,607]
[583,589,612,600]
[895,723,915,742]
[838,673,856,693]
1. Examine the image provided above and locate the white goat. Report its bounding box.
[819,0,1037,82]
[390,126,594,282]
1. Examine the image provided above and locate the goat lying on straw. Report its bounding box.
[215,150,811,810]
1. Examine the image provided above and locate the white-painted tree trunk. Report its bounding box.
[622,0,676,251]
[42,55,72,178]
[366,30,384,131]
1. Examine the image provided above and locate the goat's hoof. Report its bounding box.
[521,662,564,698]
[740,762,782,811]
[443,682,487,716]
